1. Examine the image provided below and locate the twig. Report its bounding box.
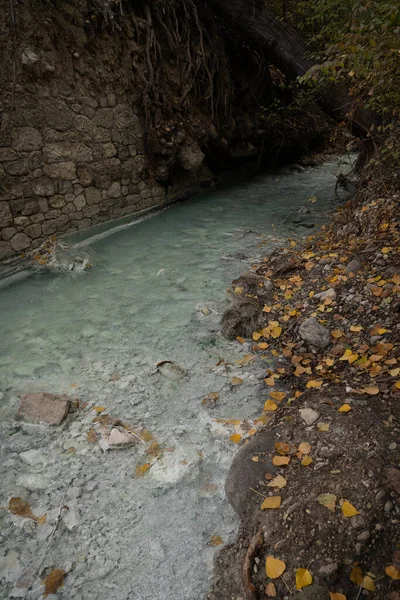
[249,487,267,499]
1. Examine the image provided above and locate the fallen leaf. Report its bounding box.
[362,575,375,591]
[341,501,359,517]
[361,386,380,395]
[231,377,243,385]
[266,556,286,578]
[317,493,337,512]
[271,326,282,339]
[332,330,345,338]
[270,391,286,402]
[234,286,244,294]
[306,379,323,389]
[338,404,352,413]
[329,593,346,600]
[264,400,278,411]
[267,475,287,489]
[209,535,223,547]
[264,376,276,386]
[236,336,245,344]
[350,566,363,586]
[298,442,311,455]
[350,325,363,332]
[135,463,151,477]
[265,582,277,597]
[386,565,400,580]
[253,332,262,341]
[230,433,242,443]
[317,422,330,432]
[43,569,65,597]
[302,455,313,466]
[296,568,313,590]
[86,428,97,443]
[274,441,291,455]
[92,406,106,413]
[251,456,259,462]
[261,496,281,509]
[272,455,290,466]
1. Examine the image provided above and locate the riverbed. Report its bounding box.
[0,156,353,600]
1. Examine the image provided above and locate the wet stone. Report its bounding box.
[16,392,71,425]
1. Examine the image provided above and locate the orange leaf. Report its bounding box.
[236,336,245,344]
[350,566,363,586]
[93,406,106,413]
[362,576,375,592]
[252,332,262,341]
[298,442,311,455]
[301,455,313,466]
[264,376,276,386]
[329,594,346,600]
[265,582,277,597]
[338,404,352,413]
[266,556,286,578]
[270,391,286,402]
[43,569,65,597]
[274,441,291,455]
[267,475,287,489]
[135,463,151,477]
[341,501,359,517]
[209,535,223,547]
[306,379,323,389]
[231,377,243,385]
[264,400,278,412]
[261,496,281,509]
[272,455,290,466]
[230,433,242,443]
[386,565,400,580]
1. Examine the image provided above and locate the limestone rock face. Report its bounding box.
[298,317,331,348]
[16,392,71,425]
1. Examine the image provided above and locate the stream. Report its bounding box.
[0,156,353,600]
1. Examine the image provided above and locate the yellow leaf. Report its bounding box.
[234,286,244,294]
[272,455,290,466]
[93,406,106,413]
[264,376,276,386]
[43,569,65,597]
[265,556,286,578]
[135,463,151,477]
[381,247,391,254]
[296,568,313,590]
[298,442,311,455]
[350,325,363,332]
[325,358,335,367]
[231,377,243,385]
[270,391,286,402]
[257,342,270,349]
[36,514,47,525]
[317,493,336,512]
[263,305,272,313]
[362,576,375,592]
[390,368,400,376]
[209,535,223,547]
[236,336,245,344]
[350,566,363,586]
[261,496,281,509]
[265,582,277,597]
[264,400,278,412]
[267,475,287,489]
[251,456,259,462]
[230,433,242,443]
[302,455,313,466]
[341,501,359,517]
[252,332,262,341]
[329,593,346,600]
[395,381,400,389]
[271,326,282,339]
[338,404,352,413]
[306,379,323,389]
[385,565,400,580]
[275,441,291,455]
[317,422,330,432]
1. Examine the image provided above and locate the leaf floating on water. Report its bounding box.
[350,566,363,586]
[296,568,313,590]
[386,565,400,580]
[341,501,359,517]
[264,400,278,412]
[209,535,223,547]
[265,556,286,578]
[302,455,313,466]
[86,428,97,443]
[261,496,281,509]
[93,406,106,413]
[274,441,291,455]
[317,493,337,512]
[265,582,277,597]
[236,336,245,344]
[298,442,311,455]
[43,569,65,597]
[8,497,45,524]
[135,463,151,477]
[267,475,286,489]
[272,455,290,466]
[329,593,346,600]
[230,433,242,444]
[231,377,243,386]
[338,404,352,413]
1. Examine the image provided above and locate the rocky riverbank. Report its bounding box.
[208,186,400,599]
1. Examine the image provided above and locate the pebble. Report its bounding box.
[350,515,366,529]
[299,408,320,425]
[357,530,370,542]
[375,489,386,502]
[389,442,397,450]
[318,563,338,577]
[19,449,46,466]
[384,501,393,513]
[375,523,384,532]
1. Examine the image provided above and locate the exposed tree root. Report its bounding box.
[242,529,264,600]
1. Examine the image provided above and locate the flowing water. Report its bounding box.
[0,157,353,600]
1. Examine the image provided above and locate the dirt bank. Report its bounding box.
[208,174,400,599]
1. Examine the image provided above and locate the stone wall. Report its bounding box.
[0,4,209,260]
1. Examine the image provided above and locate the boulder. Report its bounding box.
[16,392,71,425]
[221,296,262,340]
[179,140,205,173]
[299,317,331,348]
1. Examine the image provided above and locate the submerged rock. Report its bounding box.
[156,360,186,380]
[16,392,70,425]
[298,317,331,348]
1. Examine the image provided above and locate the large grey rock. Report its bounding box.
[299,317,331,348]
[16,392,70,425]
[10,233,31,252]
[43,161,76,180]
[12,127,43,151]
[179,140,205,173]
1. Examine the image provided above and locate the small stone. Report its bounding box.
[346,258,362,274]
[314,288,336,301]
[357,530,370,542]
[384,501,393,513]
[19,449,46,466]
[389,442,397,450]
[350,515,366,529]
[16,392,71,425]
[375,523,384,532]
[318,563,338,577]
[375,489,386,502]
[355,543,362,555]
[298,317,331,348]
[385,468,400,495]
[299,408,320,425]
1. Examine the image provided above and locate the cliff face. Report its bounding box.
[0,0,329,258]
